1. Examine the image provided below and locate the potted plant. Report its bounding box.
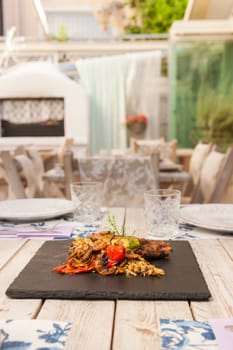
[125,114,148,134]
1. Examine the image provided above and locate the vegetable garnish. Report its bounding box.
[106,245,125,268]
[53,231,172,277]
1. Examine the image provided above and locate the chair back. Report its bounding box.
[0,151,26,199]
[189,142,213,186]
[57,138,74,164]
[64,152,159,207]
[1,147,44,199]
[191,147,233,203]
[131,137,177,162]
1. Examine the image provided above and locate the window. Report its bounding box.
[45,9,114,40]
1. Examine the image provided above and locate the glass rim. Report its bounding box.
[144,189,181,197]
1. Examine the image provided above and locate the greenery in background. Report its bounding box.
[196,88,218,131]
[125,0,188,34]
[171,41,233,148]
[197,93,233,148]
[53,25,68,41]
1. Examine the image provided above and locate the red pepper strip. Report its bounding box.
[53,264,74,274]
[53,262,95,274]
[106,245,125,268]
[72,262,95,274]
[53,264,67,273]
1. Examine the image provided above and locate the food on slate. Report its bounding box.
[53,231,172,277]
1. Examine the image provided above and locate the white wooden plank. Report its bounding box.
[0,239,45,319]
[113,301,159,350]
[0,239,26,269]
[219,239,233,260]
[38,299,115,350]
[155,301,193,319]
[113,300,192,350]
[190,240,233,320]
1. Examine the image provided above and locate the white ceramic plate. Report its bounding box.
[180,204,233,233]
[0,198,73,221]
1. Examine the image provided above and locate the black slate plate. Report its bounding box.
[6,240,211,300]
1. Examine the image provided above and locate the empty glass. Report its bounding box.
[70,182,102,223]
[144,189,181,238]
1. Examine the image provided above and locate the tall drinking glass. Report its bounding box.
[144,189,181,238]
[70,182,102,223]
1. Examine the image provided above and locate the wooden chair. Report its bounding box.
[130,137,165,153]
[0,151,26,199]
[182,141,214,198]
[57,138,74,164]
[0,148,44,199]
[64,151,159,207]
[42,140,88,199]
[130,137,177,162]
[191,147,233,204]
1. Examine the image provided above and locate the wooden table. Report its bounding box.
[0,207,232,349]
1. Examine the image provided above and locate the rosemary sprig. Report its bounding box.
[106,212,136,237]
[107,212,120,235]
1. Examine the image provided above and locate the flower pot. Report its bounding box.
[127,122,147,134]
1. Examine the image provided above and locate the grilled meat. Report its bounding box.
[136,239,172,259]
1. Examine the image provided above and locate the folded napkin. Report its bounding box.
[160,319,218,350]
[0,319,71,350]
[0,209,104,240]
[0,224,73,239]
[210,318,233,350]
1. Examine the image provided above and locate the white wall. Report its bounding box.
[3,0,40,36]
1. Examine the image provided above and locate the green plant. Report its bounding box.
[125,0,188,34]
[197,92,233,148]
[209,101,233,145]
[53,25,68,41]
[171,41,233,148]
[196,88,218,131]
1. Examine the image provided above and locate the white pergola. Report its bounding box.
[170,0,233,41]
[184,0,233,20]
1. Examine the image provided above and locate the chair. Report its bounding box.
[131,137,177,162]
[130,137,164,153]
[0,148,44,199]
[64,151,159,207]
[182,141,214,198]
[57,138,74,164]
[42,139,89,199]
[0,151,26,199]
[0,162,9,200]
[191,147,233,204]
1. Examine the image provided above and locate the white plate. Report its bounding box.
[0,198,73,221]
[180,204,233,233]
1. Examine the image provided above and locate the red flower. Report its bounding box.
[125,114,148,127]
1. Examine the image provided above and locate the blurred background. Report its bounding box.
[0,0,233,151]
[0,0,233,152]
